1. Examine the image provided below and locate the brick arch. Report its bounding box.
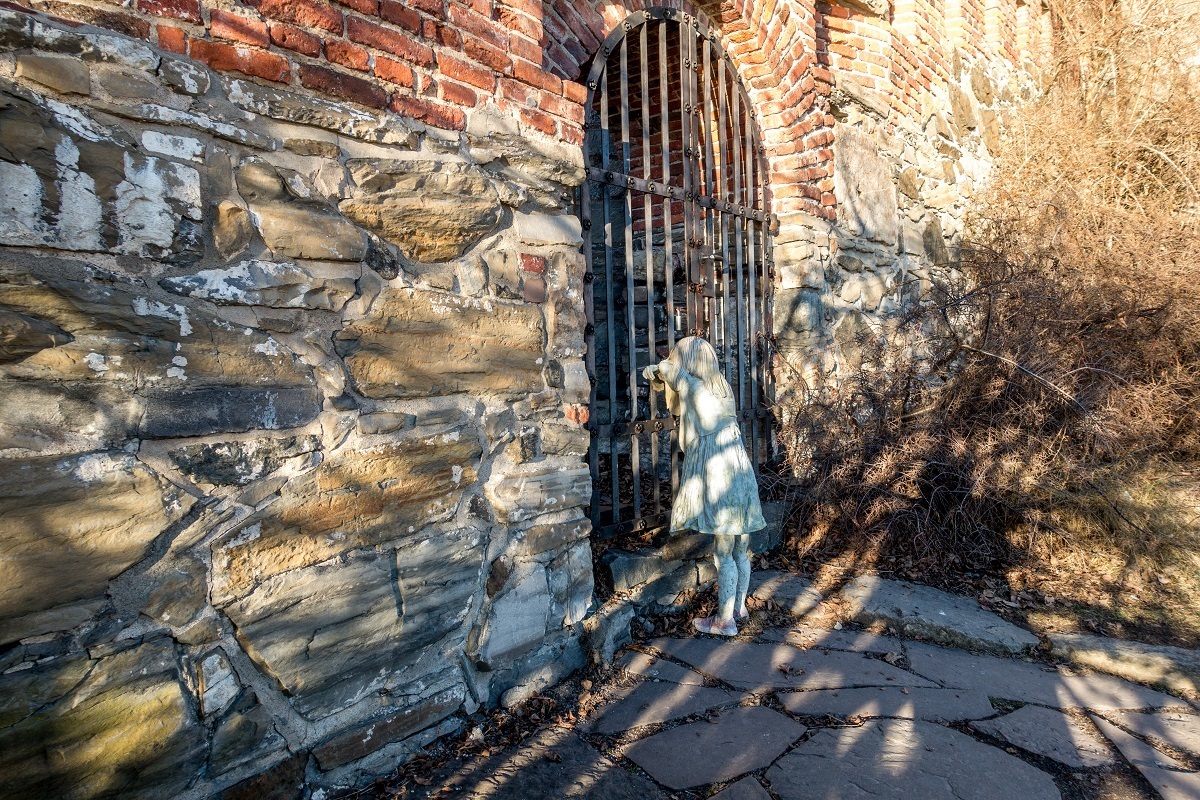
[539,0,835,221]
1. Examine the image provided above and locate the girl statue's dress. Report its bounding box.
[643,337,766,636]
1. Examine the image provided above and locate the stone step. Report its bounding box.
[838,575,1041,655]
[1048,632,1200,695]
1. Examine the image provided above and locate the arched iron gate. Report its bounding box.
[579,6,776,541]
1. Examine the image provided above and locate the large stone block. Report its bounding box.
[774,288,825,340]
[0,270,320,441]
[212,431,482,603]
[834,124,899,246]
[340,160,502,262]
[160,259,358,311]
[236,158,367,262]
[311,685,465,770]
[479,560,552,666]
[223,529,485,719]
[0,89,201,259]
[0,452,192,643]
[336,287,546,399]
[168,434,321,487]
[0,307,72,363]
[226,78,417,146]
[484,462,591,524]
[0,640,205,800]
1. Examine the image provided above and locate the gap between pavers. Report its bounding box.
[1092,715,1200,800]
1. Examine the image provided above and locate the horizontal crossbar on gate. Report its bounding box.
[586,166,775,225]
[594,512,671,540]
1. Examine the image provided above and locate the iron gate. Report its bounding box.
[579,7,776,541]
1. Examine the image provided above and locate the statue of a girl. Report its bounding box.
[643,336,766,636]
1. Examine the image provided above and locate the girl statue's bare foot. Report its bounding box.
[693,615,738,637]
[735,604,749,621]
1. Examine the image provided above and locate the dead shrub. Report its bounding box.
[776,0,1200,608]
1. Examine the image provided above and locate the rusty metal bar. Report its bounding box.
[600,61,620,519]
[660,15,679,499]
[640,22,661,514]
[743,93,761,472]
[619,36,641,519]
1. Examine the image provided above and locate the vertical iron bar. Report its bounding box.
[582,103,599,529]
[679,17,695,334]
[756,130,775,463]
[743,93,761,474]
[641,22,661,514]
[661,17,679,498]
[731,76,747,416]
[716,54,733,392]
[620,36,641,519]
[601,61,620,520]
[701,33,716,344]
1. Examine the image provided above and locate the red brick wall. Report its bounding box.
[3,0,1039,223]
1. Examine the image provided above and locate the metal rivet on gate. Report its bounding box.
[633,422,643,434]
[581,219,592,229]
[584,271,594,283]
[605,171,614,181]
[627,176,636,187]
[655,420,664,431]
[585,323,595,334]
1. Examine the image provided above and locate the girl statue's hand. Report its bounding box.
[642,364,659,382]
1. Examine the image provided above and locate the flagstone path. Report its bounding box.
[409,574,1200,800]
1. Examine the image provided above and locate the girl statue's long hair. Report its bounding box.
[669,336,733,399]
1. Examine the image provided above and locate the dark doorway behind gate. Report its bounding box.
[579,7,775,542]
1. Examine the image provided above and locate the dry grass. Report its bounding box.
[776,0,1200,645]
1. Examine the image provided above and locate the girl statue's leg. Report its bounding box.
[734,534,751,620]
[694,534,739,636]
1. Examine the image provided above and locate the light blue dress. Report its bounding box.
[652,360,767,536]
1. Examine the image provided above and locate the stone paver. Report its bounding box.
[749,571,823,616]
[649,638,936,692]
[971,705,1115,768]
[840,575,1041,655]
[587,681,744,735]
[765,719,1061,800]
[711,776,772,800]
[1092,716,1200,800]
[621,706,805,790]
[415,725,671,800]
[779,686,996,722]
[1050,633,1200,695]
[1107,709,1200,758]
[760,624,902,653]
[409,574,1200,800]
[616,650,706,685]
[906,641,1183,710]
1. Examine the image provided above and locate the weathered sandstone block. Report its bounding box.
[485,462,591,524]
[223,529,484,718]
[212,432,482,603]
[0,452,191,643]
[340,160,502,262]
[335,288,545,399]
[236,158,367,262]
[161,259,358,311]
[834,124,899,246]
[0,640,205,800]
[0,269,320,440]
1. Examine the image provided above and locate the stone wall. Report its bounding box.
[0,8,595,799]
[0,0,1042,797]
